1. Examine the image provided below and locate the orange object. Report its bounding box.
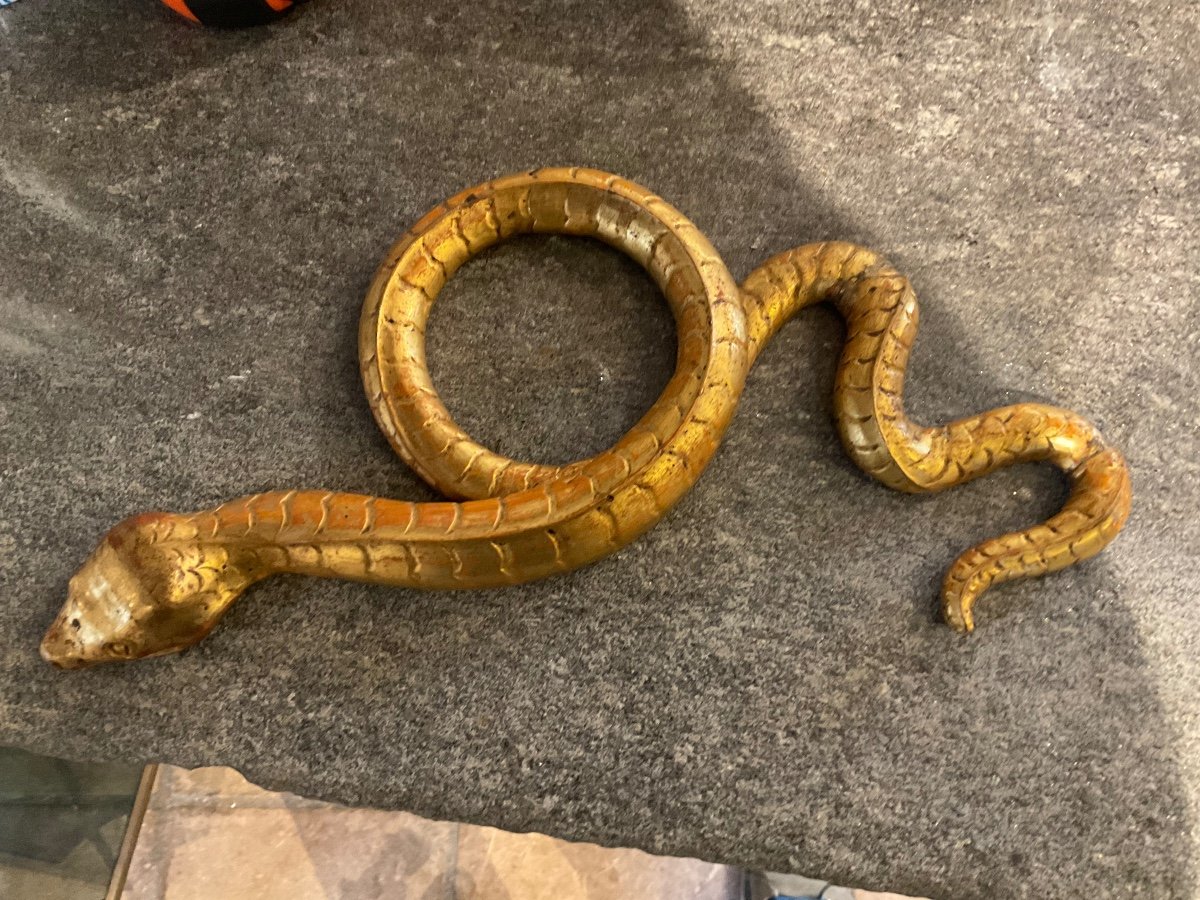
[158,0,298,26]
[159,0,200,22]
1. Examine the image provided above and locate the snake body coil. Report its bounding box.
[41,168,1131,668]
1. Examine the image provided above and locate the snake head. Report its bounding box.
[41,514,251,669]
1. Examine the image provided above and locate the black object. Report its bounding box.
[166,0,301,27]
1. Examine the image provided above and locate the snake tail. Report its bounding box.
[741,242,1132,631]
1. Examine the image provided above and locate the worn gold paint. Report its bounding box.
[41,168,1131,668]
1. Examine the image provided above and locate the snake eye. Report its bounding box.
[102,641,133,658]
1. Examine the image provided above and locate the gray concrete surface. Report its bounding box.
[1,2,1197,898]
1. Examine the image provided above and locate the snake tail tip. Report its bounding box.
[942,595,976,634]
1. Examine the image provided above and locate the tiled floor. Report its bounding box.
[122,766,928,900]
[0,746,142,900]
[123,766,742,900]
[0,745,928,899]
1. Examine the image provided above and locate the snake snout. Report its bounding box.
[39,625,90,669]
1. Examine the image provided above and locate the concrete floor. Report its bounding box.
[123,765,917,900]
[123,765,736,900]
[0,748,917,900]
[1,2,1197,899]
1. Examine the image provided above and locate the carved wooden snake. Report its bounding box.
[41,168,1132,668]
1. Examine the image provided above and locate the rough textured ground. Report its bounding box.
[1,2,1197,898]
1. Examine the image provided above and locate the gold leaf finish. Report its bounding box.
[41,168,1131,668]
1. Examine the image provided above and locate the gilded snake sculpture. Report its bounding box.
[41,168,1132,669]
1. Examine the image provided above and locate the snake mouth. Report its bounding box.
[39,625,93,669]
[39,614,128,669]
[41,613,197,668]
